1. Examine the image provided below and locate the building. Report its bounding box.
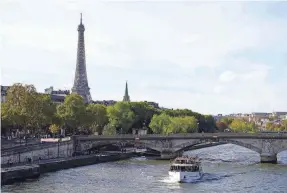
[1,85,10,103]
[249,112,270,122]
[213,114,223,121]
[271,112,287,119]
[71,13,92,104]
[132,128,147,135]
[279,114,287,120]
[1,85,69,104]
[92,100,117,106]
[144,101,160,109]
[44,86,70,103]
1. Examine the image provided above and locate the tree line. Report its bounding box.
[216,117,287,133]
[1,83,217,137]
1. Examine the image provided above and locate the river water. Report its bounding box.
[2,144,287,193]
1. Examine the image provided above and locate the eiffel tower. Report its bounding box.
[71,13,92,103]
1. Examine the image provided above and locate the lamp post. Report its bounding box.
[57,136,60,158]
[120,127,123,153]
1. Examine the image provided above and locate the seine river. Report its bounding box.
[2,144,287,193]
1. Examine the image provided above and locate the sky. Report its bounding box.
[1,1,287,115]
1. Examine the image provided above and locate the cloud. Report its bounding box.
[1,1,287,114]
[219,71,236,83]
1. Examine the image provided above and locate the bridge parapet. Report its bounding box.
[73,133,287,163]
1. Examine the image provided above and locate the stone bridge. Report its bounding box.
[72,133,287,163]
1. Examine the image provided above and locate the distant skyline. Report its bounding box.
[1,1,287,115]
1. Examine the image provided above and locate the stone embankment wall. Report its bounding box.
[1,141,74,165]
[39,153,135,173]
[1,165,40,185]
[1,153,136,185]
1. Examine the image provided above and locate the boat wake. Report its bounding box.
[160,172,234,184]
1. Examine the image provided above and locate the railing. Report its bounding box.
[74,132,287,140]
[1,140,73,156]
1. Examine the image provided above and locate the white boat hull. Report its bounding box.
[169,171,203,183]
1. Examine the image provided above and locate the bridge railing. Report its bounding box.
[74,132,287,140]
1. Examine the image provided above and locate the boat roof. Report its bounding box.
[174,156,199,161]
[171,163,200,166]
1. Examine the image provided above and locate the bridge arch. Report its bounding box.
[76,140,134,153]
[173,139,262,154]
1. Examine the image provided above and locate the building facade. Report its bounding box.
[44,86,70,103]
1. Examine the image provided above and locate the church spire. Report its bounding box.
[123,81,130,102]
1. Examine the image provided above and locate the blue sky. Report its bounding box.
[1,1,287,115]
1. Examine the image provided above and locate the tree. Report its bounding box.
[149,113,171,134]
[31,94,57,136]
[4,83,41,138]
[49,124,60,136]
[130,102,158,129]
[283,120,287,131]
[266,122,274,130]
[216,121,228,132]
[102,123,117,135]
[220,117,234,126]
[1,103,12,136]
[56,94,86,135]
[106,102,135,134]
[86,104,108,135]
[229,119,257,133]
[167,116,198,134]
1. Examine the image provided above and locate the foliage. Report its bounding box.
[167,116,198,134]
[49,124,60,135]
[56,94,86,134]
[220,117,234,126]
[149,113,198,134]
[102,123,117,135]
[149,113,171,134]
[266,121,287,132]
[160,109,216,132]
[216,121,228,132]
[106,102,135,134]
[2,83,227,137]
[3,83,48,135]
[229,119,258,133]
[129,102,158,128]
[85,104,108,134]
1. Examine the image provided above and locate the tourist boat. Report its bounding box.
[169,156,203,183]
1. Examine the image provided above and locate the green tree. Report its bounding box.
[282,120,287,131]
[229,119,257,133]
[56,94,86,134]
[149,113,171,134]
[102,123,117,135]
[106,102,135,134]
[130,102,158,129]
[1,103,12,136]
[167,116,198,134]
[266,122,274,130]
[220,117,234,126]
[86,104,109,135]
[31,94,57,136]
[49,124,60,136]
[4,83,42,137]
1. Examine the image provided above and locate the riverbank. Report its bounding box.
[1,152,136,186]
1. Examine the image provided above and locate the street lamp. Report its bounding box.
[120,127,123,153]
